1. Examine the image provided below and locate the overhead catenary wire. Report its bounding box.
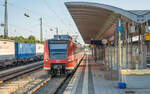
[0,1,53,40]
[7,2,55,28]
[1,2,38,29]
[1,0,81,41]
[57,0,78,33]
[8,2,42,19]
[7,1,66,37]
[42,0,63,27]
[8,1,72,32]
[56,0,76,33]
[55,0,84,43]
[42,0,71,34]
[49,0,82,42]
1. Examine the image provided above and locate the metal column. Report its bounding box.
[116,19,123,80]
[108,45,110,70]
[121,41,124,68]
[116,40,119,80]
[143,22,149,68]
[138,25,141,69]
[130,33,133,69]
[110,45,113,79]
[125,23,129,69]
[40,18,43,42]
[4,0,8,39]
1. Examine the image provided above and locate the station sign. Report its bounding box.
[132,36,138,42]
[102,39,107,45]
[115,20,125,40]
[90,44,94,48]
[117,26,123,31]
[145,33,150,41]
[91,40,103,46]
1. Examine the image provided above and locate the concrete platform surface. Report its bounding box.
[63,54,150,94]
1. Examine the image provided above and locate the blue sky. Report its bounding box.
[0,0,150,44]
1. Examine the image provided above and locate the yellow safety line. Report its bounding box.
[121,72,150,75]
[29,77,51,94]
[120,70,150,75]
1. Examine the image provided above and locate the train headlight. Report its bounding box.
[45,59,48,62]
[67,59,72,62]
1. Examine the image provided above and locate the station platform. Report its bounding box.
[63,54,150,94]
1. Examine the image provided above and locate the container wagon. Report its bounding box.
[36,44,44,60]
[15,43,36,64]
[0,39,44,67]
[0,39,15,67]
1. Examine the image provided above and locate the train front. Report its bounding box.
[43,38,73,75]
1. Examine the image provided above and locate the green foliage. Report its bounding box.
[0,35,4,38]
[0,35,44,44]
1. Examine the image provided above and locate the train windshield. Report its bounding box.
[49,40,68,59]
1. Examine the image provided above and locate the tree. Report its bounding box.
[0,35,4,39]
[28,35,35,40]
[0,34,43,44]
[28,35,36,43]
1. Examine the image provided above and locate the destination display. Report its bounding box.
[49,40,68,44]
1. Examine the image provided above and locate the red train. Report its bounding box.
[43,35,84,75]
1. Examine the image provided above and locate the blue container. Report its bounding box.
[118,82,126,89]
[15,43,36,59]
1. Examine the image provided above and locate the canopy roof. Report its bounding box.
[65,2,150,43]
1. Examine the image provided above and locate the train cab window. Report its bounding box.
[48,40,68,59]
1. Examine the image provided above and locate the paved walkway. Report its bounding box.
[64,54,150,94]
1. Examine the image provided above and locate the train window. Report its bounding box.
[50,44,67,49]
[49,43,68,59]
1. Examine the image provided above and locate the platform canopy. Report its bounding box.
[65,2,150,44]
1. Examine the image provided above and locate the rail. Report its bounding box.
[0,61,43,83]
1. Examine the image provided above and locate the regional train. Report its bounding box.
[43,35,84,75]
[0,39,44,67]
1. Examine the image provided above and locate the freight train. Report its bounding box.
[43,35,84,75]
[0,39,44,67]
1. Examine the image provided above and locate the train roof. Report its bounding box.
[49,35,72,41]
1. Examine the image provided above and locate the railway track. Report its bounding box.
[0,57,43,71]
[0,61,43,83]
[28,56,85,94]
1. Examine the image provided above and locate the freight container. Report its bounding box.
[0,39,15,61]
[36,44,44,55]
[15,43,36,59]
